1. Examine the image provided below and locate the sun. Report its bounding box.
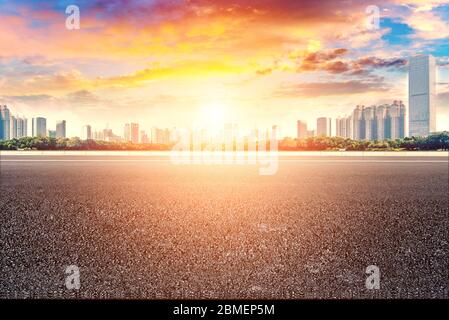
[196,102,228,129]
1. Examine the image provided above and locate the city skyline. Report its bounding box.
[0,51,436,144]
[0,51,444,140]
[0,1,448,138]
[0,53,440,143]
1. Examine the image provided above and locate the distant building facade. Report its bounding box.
[0,105,11,140]
[409,54,436,137]
[140,130,149,143]
[56,120,66,138]
[16,116,27,138]
[124,123,139,143]
[0,105,28,140]
[336,116,351,138]
[32,117,47,137]
[316,117,331,137]
[81,125,92,140]
[151,127,170,144]
[130,123,139,143]
[48,130,56,138]
[297,120,308,139]
[348,101,405,141]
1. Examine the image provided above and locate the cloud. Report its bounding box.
[297,48,349,72]
[403,9,449,40]
[0,94,54,103]
[275,80,391,97]
[257,47,408,76]
[354,56,407,68]
[323,61,351,74]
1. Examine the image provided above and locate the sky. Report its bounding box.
[0,0,448,137]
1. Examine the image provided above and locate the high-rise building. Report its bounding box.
[346,101,405,141]
[316,117,331,137]
[103,128,113,141]
[94,130,104,140]
[336,116,351,138]
[81,125,92,140]
[0,107,28,140]
[124,123,131,141]
[409,54,436,137]
[346,116,352,139]
[0,105,11,140]
[56,120,66,138]
[297,120,308,139]
[131,123,139,143]
[16,116,27,138]
[363,106,377,141]
[375,105,388,141]
[151,127,171,144]
[352,105,365,140]
[387,100,406,140]
[10,115,17,139]
[124,123,139,143]
[336,117,343,137]
[140,130,149,143]
[32,117,47,137]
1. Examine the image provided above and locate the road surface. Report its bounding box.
[1,152,448,298]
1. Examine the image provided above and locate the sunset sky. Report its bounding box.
[0,0,448,137]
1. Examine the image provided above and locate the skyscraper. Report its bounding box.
[32,117,47,137]
[140,130,149,143]
[352,105,365,140]
[388,100,406,140]
[375,105,388,141]
[363,106,377,141]
[336,116,351,138]
[16,117,27,138]
[56,120,66,138]
[124,123,131,141]
[10,115,17,139]
[408,54,436,137]
[0,105,11,140]
[297,120,308,139]
[347,101,404,141]
[124,123,139,143]
[316,117,331,137]
[131,123,139,143]
[81,125,92,140]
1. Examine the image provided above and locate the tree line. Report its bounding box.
[279,132,449,151]
[0,132,448,151]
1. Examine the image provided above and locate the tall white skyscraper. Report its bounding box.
[297,120,308,139]
[32,117,47,137]
[336,117,351,138]
[124,123,139,143]
[316,117,331,137]
[351,105,362,140]
[0,105,11,140]
[16,116,28,138]
[81,125,92,140]
[56,120,66,138]
[10,115,18,139]
[408,54,436,137]
[363,106,377,141]
[131,123,139,143]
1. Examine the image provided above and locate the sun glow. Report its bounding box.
[195,103,228,129]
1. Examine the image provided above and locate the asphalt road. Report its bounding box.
[1,154,448,298]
